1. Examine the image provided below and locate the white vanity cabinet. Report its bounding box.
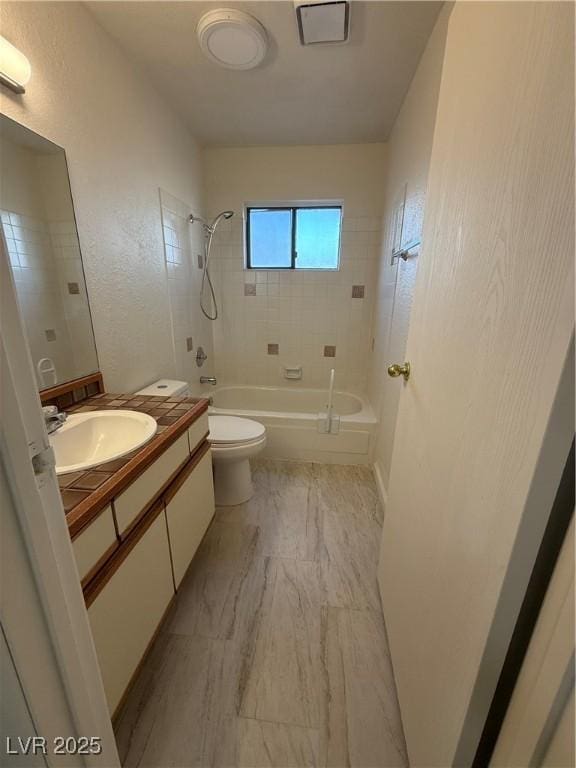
[165,447,214,587]
[87,510,174,715]
[187,411,209,454]
[84,436,214,716]
[113,432,190,537]
[72,505,117,584]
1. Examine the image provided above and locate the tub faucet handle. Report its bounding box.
[200,376,217,386]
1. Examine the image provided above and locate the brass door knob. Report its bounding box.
[387,362,411,381]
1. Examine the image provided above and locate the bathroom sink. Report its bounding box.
[50,410,157,475]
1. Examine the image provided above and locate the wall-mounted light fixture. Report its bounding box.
[0,36,31,94]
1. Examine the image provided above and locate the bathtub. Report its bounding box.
[209,385,377,464]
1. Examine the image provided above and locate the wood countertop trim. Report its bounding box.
[40,372,104,403]
[68,399,208,539]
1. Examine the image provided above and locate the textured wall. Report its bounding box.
[368,5,451,494]
[1,2,204,392]
[203,144,386,391]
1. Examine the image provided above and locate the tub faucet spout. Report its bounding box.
[200,376,217,386]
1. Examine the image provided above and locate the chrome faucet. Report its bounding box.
[42,405,67,434]
[200,376,217,386]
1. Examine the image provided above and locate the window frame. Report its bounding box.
[245,203,343,271]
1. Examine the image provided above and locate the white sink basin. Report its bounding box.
[51,410,157,475]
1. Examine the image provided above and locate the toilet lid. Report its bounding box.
[208,415,265,444]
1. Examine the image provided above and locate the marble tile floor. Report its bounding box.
[114,460,408,768]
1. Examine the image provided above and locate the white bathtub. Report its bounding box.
[209,385,376,464]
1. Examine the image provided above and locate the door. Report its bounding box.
[374,185,421,495]
[378,3,574,767]
[371,4,450,499]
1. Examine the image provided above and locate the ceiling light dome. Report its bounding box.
[197,9,268,70]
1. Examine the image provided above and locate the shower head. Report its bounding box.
[209,210,234,230]
[189,210,234,234]
[191,209,235,321]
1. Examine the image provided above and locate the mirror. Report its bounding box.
[0,114,99,390]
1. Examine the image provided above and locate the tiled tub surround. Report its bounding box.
[59,393,209,537]
[1,210,98,387]
[209,214,382,391]
[115,460,407,767]
[160,189,217,395]
[210,385,377,464]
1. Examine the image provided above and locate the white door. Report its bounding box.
[378,3,574,767]
[374,186,421,495]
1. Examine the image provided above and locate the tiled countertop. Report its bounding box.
[59,393,209,538]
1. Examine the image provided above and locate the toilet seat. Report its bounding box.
[208,415,265,445]
[211,437,266,450]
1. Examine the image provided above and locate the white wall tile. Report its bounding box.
[160,193,218,397]
[208,212,380,390]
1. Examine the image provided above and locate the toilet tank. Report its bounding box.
[134,379,190,398]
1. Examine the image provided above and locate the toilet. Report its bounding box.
[208,415,266,506]
[134,379,266,507]
[134,378,190,398]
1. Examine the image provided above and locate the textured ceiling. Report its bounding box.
[87,1,443,146]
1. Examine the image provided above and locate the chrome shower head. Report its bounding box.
[189,210,234,234]
[209,210,234,230]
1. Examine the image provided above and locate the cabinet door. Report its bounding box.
[88,512,174,715]
[72,505,117,584]
[188,411,209,454]
[113,432,189,538]
[165,450,215,588]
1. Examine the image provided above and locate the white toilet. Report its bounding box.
[134,378,190,399]
[208,415,266,506]
[134,380,266,506]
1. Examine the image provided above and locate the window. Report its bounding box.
[246,205,342,269]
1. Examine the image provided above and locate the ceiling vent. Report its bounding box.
[197,9,268,70]
[294,1,350,45]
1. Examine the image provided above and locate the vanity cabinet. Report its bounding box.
[72,505,117,584]
[114,432,190,537]
[187,412,209,455]
[62,394,213,717]
[165,448,214,587]
[84,427,214,715]
[87,510,174,715]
